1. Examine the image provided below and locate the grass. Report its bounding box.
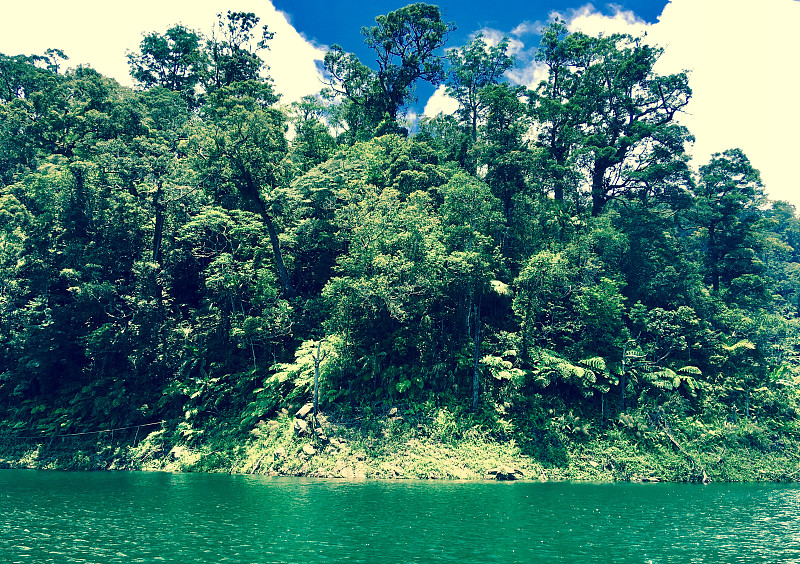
[1,401,799,483]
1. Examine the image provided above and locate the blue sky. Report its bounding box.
[271,0,668,51]
[271,0,670,118]
[1,0,798,209]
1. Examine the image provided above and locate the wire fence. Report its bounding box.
[1,420,176,444]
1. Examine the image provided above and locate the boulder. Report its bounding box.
[169,445,187,460]
[293,419,310,436]
[295,403,313,419]
[274,447,287,460]
[485,466,524,481]
[302,444,317,456]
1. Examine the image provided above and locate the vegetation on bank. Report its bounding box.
[2,399,799,483]
[1,4,799,481]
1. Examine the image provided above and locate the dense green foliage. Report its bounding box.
[1,4,799,470]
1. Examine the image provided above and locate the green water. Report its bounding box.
[1,470,799,563]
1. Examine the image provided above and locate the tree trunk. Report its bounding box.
[152,180,165,307]
[260,208,296,298]
[472,293,482,409]
[708,223,719,293]
[591,163,608,217]
[239,170,296,298]
[312,340,324,419]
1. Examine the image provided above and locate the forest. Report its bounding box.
[1,4,799,478]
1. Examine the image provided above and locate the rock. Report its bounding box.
[280,408,288,415]
[354,452,366,461]
[485,466,524,481]
[589,460,599,468]
[293,419,310,436]
[296,403,313,419]
[302,444,317,456]
[386,466,403,478]
[388,407,398,417]
[169,445,187,460]
[340,466,355,479]
[274,448,286,460]
[316,414,329,426]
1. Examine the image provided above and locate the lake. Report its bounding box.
[1,470,799,563]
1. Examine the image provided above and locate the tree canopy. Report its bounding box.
[1,4,799,462]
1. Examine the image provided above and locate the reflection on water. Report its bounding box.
[1,470,799,563]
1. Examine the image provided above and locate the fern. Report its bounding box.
[528,348,609,396]
[721,339,756,352]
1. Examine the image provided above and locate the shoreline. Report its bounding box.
[2,404,799,483]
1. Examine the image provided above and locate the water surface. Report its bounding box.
[1,470,799,563]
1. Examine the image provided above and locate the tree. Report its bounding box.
[323,3,453,140]
[474,83,536,263]
[287,95,337,174]
[533,25,693,215]
[205,11,274,90]
[127,24,204,106]
[693,148,765,294]
[196,88,295,297]
[439,170,502,407]
[362,3,454,123]
[445,33,515,142]
[531,20,585,202]
[322,45,377,142]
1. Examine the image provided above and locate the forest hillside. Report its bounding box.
[1,5,799,479]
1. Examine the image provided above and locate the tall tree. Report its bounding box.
[693,148,765,294]
[127,24,204,106]
[197,88,295,297]
[205,11,274,90]
[531,20,585,202]
[445,33,515,142]
[362,3,454,123]
[534,25,693,214]
[324,3,453,140]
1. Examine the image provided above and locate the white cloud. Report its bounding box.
[510,21,547,37]
[557,1,800,209]
[0,0,326,105]
[470,28,526,56]
[423,85,460,117]
[261,4,327,104]
[506,61,548,90]
[647,0,800,209]
[421,0,800,209]
[556,4,649,37]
